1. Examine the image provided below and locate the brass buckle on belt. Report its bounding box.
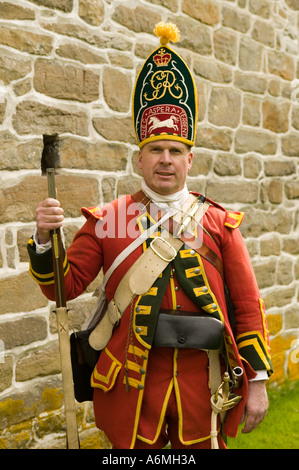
[150,236,177,262]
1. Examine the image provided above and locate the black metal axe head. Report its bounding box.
[41,134,60,175]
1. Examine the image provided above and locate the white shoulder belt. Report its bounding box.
[88,194,209,350]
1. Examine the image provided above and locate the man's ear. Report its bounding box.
[188,152,194,171]
[137,150,142,170]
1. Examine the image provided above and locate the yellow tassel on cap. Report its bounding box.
[154,22,180,46]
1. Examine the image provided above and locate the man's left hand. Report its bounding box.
[240,380,269,433]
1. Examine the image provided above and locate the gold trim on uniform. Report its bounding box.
[224,211,245,229]
[236,330,272,372]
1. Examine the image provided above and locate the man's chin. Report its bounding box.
[153,185,178,196]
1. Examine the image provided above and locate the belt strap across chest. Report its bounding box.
[132,190,224,278]
[89,194,209,350]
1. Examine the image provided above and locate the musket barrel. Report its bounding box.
[46,168,79,449]
[47,168,66,308]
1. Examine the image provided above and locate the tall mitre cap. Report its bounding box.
[132,22,198,149]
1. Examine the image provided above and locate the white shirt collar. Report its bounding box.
[141,179,189,210]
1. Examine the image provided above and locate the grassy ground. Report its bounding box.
[227,381,299,449]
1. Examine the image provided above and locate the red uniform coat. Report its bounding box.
[27,192,272,449]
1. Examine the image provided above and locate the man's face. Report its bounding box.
[137,140,193,195]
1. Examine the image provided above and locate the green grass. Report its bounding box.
[227,381,299,449]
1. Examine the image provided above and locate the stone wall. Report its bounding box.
[0,0,298,449]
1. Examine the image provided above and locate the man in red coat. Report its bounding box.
[27,23,272,449]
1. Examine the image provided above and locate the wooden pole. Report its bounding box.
[47,168,80,449]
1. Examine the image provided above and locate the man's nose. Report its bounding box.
[159,150,172,164]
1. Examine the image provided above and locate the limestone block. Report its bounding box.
[277,257,294,285]
[242,96,261,127]
[0,2,35,20]
[291,106,299,131]
[0,356,13,393]
[208,87,241,128]
[15,342,61,382]
[117,175,141,198]
[0,47,32,85]
[281,132,299,156]
[28,0,73,12]
[260,235,281,256]
[239,208,293,238]
[239,37,263,72]
[285,180,299,199]
[196,126,232,151]
[188,150,213,177]
[56,42,108,65]
[59,137,128,171]
[285,0,299,11]
[235,128,277,155]
[268,51,295,81]
[144,0,178,13]
[213,28,237,65]
[0,272,48,314]
[182,0,219,25]
[112,5,162,34]
[12,101,89,136]
[17,226,37,262]
[34,59,100,102]
[264,160,296,176]
[169,15,212,54]
[193,56,232,83]
[0,26,52,55]
[0,316,47,348]
[248,0,271,18]
[0,377,63,430]
[102,67,132,113]
[234,71,267,94]
[252,258,277,289]
[206,180,259,203]
[0,131,43,170]
[222,5,251,32]
[262,99,290,133]
[213,153,242,176]
[78,0,104,26]
[0,174,100,223]
[263,286,296,310]
[267,179,283,204]
[92,116,136,145]
[282,237,299,255]
[251,19,275,48]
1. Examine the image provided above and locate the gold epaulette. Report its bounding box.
[202,195,245,229]
[224,211,245,229]
[81,206,103,220]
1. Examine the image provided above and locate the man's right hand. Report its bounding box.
[36,198,64,244]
